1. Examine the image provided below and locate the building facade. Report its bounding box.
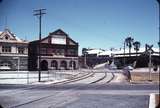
[0,29,28,70]
[28,29,79,71]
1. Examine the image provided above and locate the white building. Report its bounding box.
[0,29,28,70]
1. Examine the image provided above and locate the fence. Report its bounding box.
[0,70,80,84]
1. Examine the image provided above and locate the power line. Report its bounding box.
[5,16,8,29]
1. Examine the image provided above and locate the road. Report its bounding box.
[0,83,159,108]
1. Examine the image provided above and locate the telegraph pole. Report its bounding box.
[33,9,46,82]
[146,44,153,81]
[157,0,160,73]
[123,41,126,66]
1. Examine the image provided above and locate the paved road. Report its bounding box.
[0,83,159,108]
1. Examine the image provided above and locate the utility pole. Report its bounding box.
[33,9,46,82]
[5,16,8,29]
[157,0,160,73]
[149,50,152,81]
[123,41,126,66]
[146,44,153,81]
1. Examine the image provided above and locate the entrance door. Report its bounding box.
[40,60,48,70]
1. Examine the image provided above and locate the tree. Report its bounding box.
[133,41,141,57]
[82,48,88,55]
[125,37,134,56]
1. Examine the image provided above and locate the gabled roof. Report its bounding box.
[49,29,68,36]
[0,28,28,43]
[0,29,16,40]
[37,29,78,45]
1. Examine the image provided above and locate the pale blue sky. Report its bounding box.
[0,0,159,54]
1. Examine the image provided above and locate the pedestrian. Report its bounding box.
[123,67,132,82]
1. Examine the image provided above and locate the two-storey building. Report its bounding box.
[0,29,28,70]
[28,29,79,71]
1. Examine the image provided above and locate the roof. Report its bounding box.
[49,29,68,36]
[86,49,104,54]
[0,28,28,44]
[30,29,78,45]
[87,47,159,56]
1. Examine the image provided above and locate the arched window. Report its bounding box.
[40,60,48,71]
[69,61,76,69]
[60,61,67,70]
[51,60,58,70]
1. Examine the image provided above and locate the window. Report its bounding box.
[18,47,25,54]
[57,49,60,55]
[68,49,75,55]
[59,49,65,55]
[5,36,9,40]
[2,46,11,53]
[4,35,9,40]
[0,61,11,69]
[51,60,58,68]
[40,48,47,54]
[60,61,67,69]
[54,49,65,56]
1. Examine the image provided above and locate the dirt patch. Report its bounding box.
[131,72,159,83]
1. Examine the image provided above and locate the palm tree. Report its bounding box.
[82,48,87,56]
[125,37,134,56]
[133,41,141,57]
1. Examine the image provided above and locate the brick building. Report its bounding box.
[28,29,79,71]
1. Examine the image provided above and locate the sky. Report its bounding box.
[0,0,159,54]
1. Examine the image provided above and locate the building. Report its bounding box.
[0,29,28,70]
[81,47,160,68]
[28,29,79,71]
[80,48,109,68]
